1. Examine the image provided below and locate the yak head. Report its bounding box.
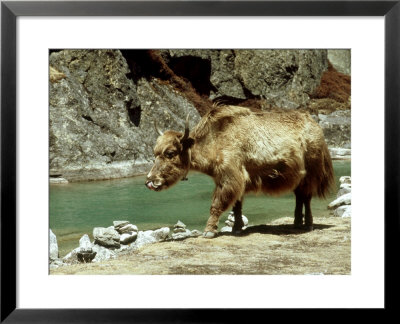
[145,116,194,191]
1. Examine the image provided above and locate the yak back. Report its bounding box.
[190,105,334,198]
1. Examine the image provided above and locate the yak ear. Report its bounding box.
[181,137,195,151]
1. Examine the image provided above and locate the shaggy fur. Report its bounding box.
[146,105,334,235]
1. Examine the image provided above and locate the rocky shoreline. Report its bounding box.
[50,175,351,271]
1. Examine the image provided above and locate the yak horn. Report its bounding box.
[154,120,164,136]
[182,114,190,140]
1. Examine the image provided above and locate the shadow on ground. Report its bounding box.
[220,223,334,237]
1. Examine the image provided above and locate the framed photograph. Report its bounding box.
[1,0,398,321]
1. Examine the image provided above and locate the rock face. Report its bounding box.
[166,49,328,109]
[318,110,351,150]
[327,50,351,75]
[49,49,201,182]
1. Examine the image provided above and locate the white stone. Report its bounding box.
[225,220,234,227]
[174,220,186,229]
[190,229,202,237]
[340,183,351,190]
[50,177,69,184]
[328,193,351,210]
[118,224,138,234]
[92,244,117,262]
[220,226,232,233]
[339,176,351,184]
[173,227,187,233]
[49,229,59,260]
[153,227,170,241]
[49,259,65,270]
[337,186,351,198]
[227,214,248,227]
[120,231,138,245]
[79,234,93,253]
[93,227,120,248]
[334,205,352,218]
[133,227,170,249]
[172,229,192,240]
[113,220,130,229]
[329,148,351,159]
[63,247,79,263]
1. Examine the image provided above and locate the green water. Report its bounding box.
[50,161,350,257]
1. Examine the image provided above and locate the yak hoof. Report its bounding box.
[305,225,313,231]
[232,228,243,235]
[203,231,217,239]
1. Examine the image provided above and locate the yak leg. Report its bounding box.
[231,199,244,234]
[304,195,313,231]
[294,189,304,228]
[294,188,313,231]
[204,186,237,238]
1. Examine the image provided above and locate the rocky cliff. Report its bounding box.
[49,49,351,182]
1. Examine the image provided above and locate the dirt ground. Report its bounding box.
[50,216,351,275]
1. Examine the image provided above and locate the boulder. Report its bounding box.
[152,227,170,241]
[339,176,351,184]
[173,227,187,233]
[227,213,249,227]
[190,229,202,237]
[120,231,138,245]
[92,244,117,263]
[79,234,93,253]
[172,229,192,240]
[118,224,138,234]
[220,226,233,233]
[77,234,96,263]
[337,186,351,198]
[49,259,65,270]
[49,229,59,261]
[133,227,170,249]
[62,247,80,264]
[174,220,186,229]
[334,205,352,218]
[93,227,120,248]
[225,220,234,227]
[328,193,351,210]
[113,221,130,230]
[173,221,187,233]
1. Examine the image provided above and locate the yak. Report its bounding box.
[145,105,334,238]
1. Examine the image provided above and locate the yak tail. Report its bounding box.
[316,143,335,199]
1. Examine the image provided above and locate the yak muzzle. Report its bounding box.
[145,179,162,191]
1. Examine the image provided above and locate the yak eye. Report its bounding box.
[165,151,177,159]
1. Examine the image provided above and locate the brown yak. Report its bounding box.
[145,105,334,238]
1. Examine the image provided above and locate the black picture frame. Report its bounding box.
[1,0,399,322]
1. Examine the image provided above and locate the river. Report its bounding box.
[50,160,350,257]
